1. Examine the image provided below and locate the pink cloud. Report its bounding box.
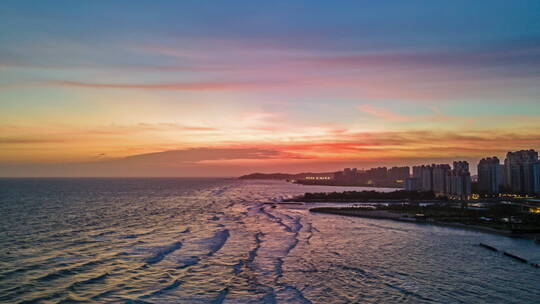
[357,105,412,122]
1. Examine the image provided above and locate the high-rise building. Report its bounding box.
[420,165,433,192]
[446,161,471,199]
[412,166,422,179]
[477,157,503,195]
[504,150,540,195]
[411,162,473,198]
[388,166,410,181]
[404,177,421,191]
[335,167,361,182]
[533,162,540,195]
[411,165,429,191]
[432,164,451,194]
[364,167,388,180]
[411,164,448,193]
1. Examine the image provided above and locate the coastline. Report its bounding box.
[309,207,540,240]
[293,182,403,189]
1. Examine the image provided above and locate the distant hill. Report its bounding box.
[238,173,295,180]
[239,172,336,180]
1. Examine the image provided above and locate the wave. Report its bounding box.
[0,284,30,302]
[145,241,182,265]
[283,237,299,259]
[289,216,303,233]
[17,290,66,303]
[123,299,152,304]
[278,285,313,304]
[259,207,294,232]
[120,234,139,239]
[261,289,278,304]
[274,236,300,280]
[304,223,314,244]
[233,259,245,274]
[172,229,230,270]
[0,263,42,281]
[246,204,265,216]
[383,282,434,302]
[67,272,109,291]
[57,296,89,303]
[234,231,264,274]
[139,279,182,299]
[338,265,378,280]
[34,259,106,282]
[176,256,200,269]
[90,289,116,301]
[249,232,264,263]
[204,229,230,257]
[211,287,229,304]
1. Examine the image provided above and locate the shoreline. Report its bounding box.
[286,198,442,203]
[309,207,540,240]
[293,182,402,189]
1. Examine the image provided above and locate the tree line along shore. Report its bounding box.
[287,190,540,239]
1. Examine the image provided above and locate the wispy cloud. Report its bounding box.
[0,137,67,144]
[48,80,283,91]
[120,147,286,164]
[3,38,536,104]
[358,105,412,122]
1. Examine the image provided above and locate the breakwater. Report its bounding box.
[479,243,539,268]
[309,207,403,220]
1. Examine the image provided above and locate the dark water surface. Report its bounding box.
[0,178,539,303]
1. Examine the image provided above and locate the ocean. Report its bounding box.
[0,178,539,303]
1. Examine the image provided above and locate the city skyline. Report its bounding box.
[1,1,540,177]
[291,148,539,197]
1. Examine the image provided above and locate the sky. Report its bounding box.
[1,0,540,177]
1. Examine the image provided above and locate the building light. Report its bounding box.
[530,207,540,214]
[304,176,331,180]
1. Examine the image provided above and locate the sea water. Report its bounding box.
[0,178,539,303]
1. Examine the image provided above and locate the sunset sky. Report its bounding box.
[1,1,540,176]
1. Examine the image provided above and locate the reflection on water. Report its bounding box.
[0,178,539,303]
